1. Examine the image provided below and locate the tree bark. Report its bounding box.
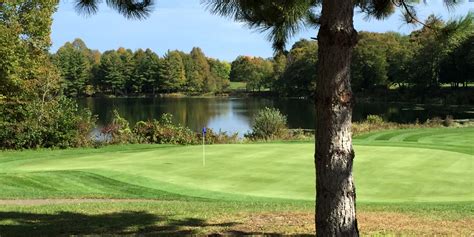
[315,0,359,236]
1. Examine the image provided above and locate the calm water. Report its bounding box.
[78,97,474,135]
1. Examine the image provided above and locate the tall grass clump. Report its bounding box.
[101,111,240,145]
[365,114,384,124]
[198,128,239,144]
[101,110,134,144]
[133,113,198,145]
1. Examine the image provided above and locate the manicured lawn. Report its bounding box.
[0,127,472,235]
[228,81,247,91]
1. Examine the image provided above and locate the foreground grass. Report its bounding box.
[0,127,472,235]
[0,201,472,236]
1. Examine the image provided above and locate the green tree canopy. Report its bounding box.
[0,0,59,99]
[230,56,273,92]
[409,13,474,88]
[208,58,231,91]
[188,47,212,92]
[352,32,390,90]
[161,50,186,92]
[53,39,93,96]
[98,50,126,95]
[276,39,317,96]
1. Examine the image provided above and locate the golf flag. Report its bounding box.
[202,127,206,167]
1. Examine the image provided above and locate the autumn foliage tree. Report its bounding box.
[0,0,60,100]
[230,56,273,91]
[0,0,95,149]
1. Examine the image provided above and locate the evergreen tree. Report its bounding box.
[98,50,126,95]
[143,49,162,94]
[117,48,135,94]
[131,49,147,94]
[161,50,186,92]
[53,40,92,97]
[188,47,212,92]
[176,51,194,92]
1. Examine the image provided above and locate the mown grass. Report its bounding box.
[0,201,472,236]
[0,127,472,235]
[228,81,247,91]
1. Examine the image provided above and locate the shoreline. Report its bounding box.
[73,87,474,105]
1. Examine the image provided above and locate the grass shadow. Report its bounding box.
[0,210,240,236]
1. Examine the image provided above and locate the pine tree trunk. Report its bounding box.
[315,0,359,236]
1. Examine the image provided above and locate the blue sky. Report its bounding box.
[51,0,474,61]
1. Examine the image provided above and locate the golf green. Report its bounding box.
[0,127,472,203]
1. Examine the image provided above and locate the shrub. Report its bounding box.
[0,97,96,149]
[132,113,198,145]
[443,115,454,127]
[425,117,444,127]
[74,109,97,147]
[352,115,466,137]
[198,128,239,144]
[133,120,154,143]
[246,107,288,140]
[366,114,384,124]
[101,110,134,144]
[288,129,314,140]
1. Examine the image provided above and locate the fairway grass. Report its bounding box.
[0,127,473,235]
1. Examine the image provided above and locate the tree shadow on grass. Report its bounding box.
[0,211,239,236]
[0,211,315,236]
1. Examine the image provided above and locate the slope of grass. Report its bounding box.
[0,127,472,203]
[0,170,187,200]
[0,126,473,235]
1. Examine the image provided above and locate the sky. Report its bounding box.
[51,0,474,61]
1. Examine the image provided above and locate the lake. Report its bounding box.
[78,97,474,136]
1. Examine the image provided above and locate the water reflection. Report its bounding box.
[78,97,474,136]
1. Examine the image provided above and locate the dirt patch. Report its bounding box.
[208,212,474,236]
[0,199,159,206]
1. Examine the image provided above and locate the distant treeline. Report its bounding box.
[247,14,473,97]
[53,14,473,98]
[52,42,231,96]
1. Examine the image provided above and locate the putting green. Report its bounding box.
[0,127,472,203]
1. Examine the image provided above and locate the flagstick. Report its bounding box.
[202,133,205,167]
